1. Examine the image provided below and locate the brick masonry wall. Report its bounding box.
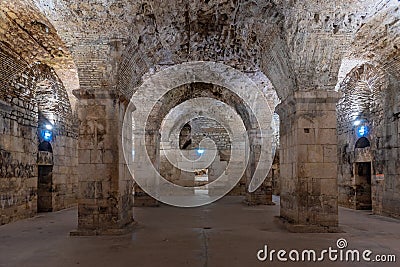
[0,44,78,225]
[337,63,400,218]
[0,45,38,224]
[191,117,231,151]
[35,64,78,212]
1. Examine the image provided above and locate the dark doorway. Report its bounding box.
[37,141,53,212]
[354,162,372,210]
[355,137,371,149]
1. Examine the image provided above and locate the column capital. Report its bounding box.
[292,90,342,104]
[72,88,129,104]
[276,89,342,116]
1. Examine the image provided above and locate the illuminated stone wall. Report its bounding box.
[0,45,78,225]
[337,63,400,218]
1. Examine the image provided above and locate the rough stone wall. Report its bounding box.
[34,64,78,211]
[0,0,79,109]
[0,43,78,224]
[36,66,78,213]
[348,1,400,81]
[114,0,291,99]
[337,64,385,210]
[191,117,231,151]
[0,44,38,224]
[2,0,397,230]
[337,63,400,218]
[282,0,380,91]
[25,0,398,112]
[32,0,292,99]
[270,153,280,196]
[373,73,400,218]
[150,82,266,200]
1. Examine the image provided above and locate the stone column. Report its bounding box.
[245,129,274,205]
[276,90,340,232]
[133,130,159,207]
[71,89,134,235]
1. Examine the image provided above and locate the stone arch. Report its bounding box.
[355,137,371,149]
[126,61,276,207]
[146,83,259,201]
[0,0,80,112]
[38,141,53,153]
[32,63,79,213]
[179,123,192,150]
[347,2,400,81]
[343,4,400,216]
[337,62,389,212]
[158,98,244,196]
[33,63,76,138]
[337,63,388,136]
[0,1,81,222]
[146,83,258,133]
[0,43,36,123]
[115,0,295,100]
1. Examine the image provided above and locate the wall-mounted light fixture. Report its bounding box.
[356,125,370,138]
[41,124,54,142]
[197,148,205,155]
[353,117,370,138]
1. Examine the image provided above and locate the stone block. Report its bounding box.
[323,145,337,163]
[297,128,315,145]
[320,178,338,196]
[307,145,324,163]
[299,163,337,179]
[316,128,337,145]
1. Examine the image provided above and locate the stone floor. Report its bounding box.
[0,196,399,267]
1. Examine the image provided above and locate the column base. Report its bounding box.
[244,189,274,206]
[134,195,159,207]
[70,221,137,236]
[275,216,343,233]
[244,195,275,206]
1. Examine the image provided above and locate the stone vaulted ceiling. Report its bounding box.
[1,0,399,102]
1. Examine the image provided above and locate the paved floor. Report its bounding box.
[0,196,399,267]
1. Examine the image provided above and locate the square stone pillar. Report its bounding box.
[133,130,159,207]
[276,90,341,232]
[245,129,274,205]
[71,89,134,235]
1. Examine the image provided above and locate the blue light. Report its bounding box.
[197,149,205,155]
[356,125,369,138]
[42,129,53,142]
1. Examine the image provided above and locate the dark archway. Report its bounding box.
[337,63,386,212]
[354,162,372,210]
[355,137,370,149]
[37,141,53,212]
